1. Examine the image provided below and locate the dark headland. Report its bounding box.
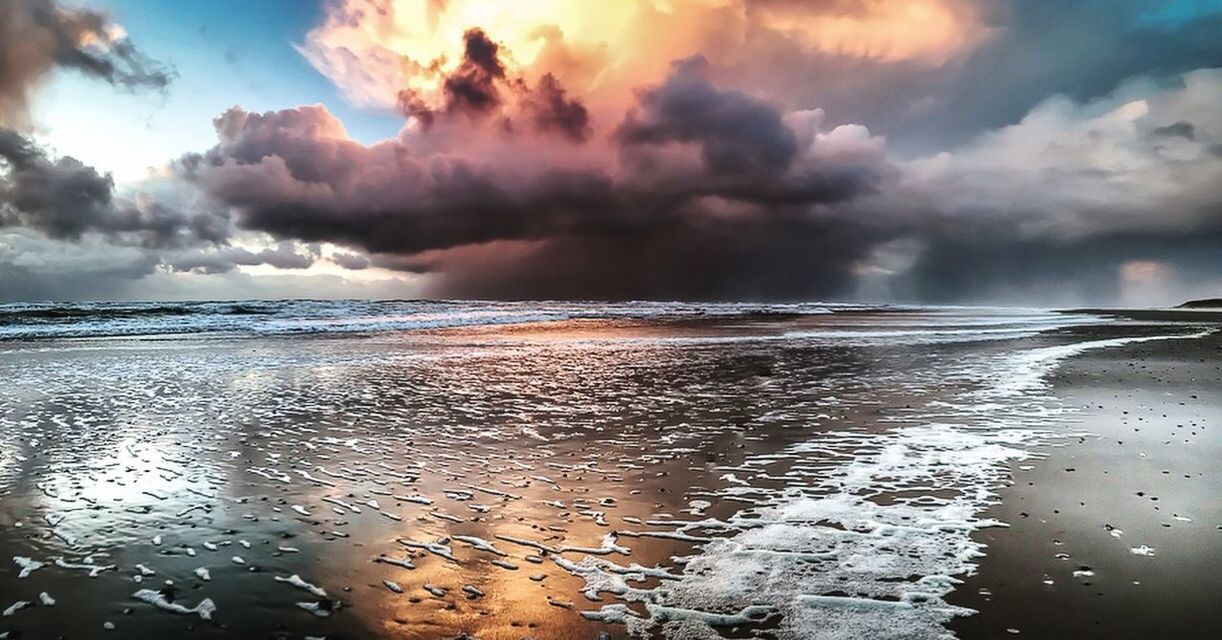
[1177,298,1222,308]
[1061,300,1222,323]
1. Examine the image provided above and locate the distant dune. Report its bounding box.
[1177,298,1222,308]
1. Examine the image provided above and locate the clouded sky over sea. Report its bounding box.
[3,0,1222,305]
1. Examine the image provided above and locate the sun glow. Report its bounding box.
[299,0,989,113]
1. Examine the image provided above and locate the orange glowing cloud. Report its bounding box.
[750,0,990,62]
[298,0,992,118]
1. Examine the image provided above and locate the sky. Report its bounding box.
[2,0,1222,305]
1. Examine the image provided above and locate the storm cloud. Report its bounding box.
[6,0,1222,303]
[0,127,230,248]
[184,7,1222,302]
[179,53,894,298]
[397,28,591,141]
[617,56,798,176]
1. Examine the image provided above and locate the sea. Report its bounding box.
[0,300,1211,639]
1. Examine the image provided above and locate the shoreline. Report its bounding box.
[0,309,1218,638]
[949,324,1222,638]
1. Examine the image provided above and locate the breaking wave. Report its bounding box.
[0,299,1093,342]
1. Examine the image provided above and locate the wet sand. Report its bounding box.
[951,323,1222,639]
[0,309,1218,639]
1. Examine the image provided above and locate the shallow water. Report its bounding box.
[0,305,1212,638]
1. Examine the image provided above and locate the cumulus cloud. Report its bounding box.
[522,72,591,142]
[859,68,1222,303]
[0,0,215,262]
[0,128,232,248]
[185,7,1222,303]
[617,56,797,176]
[397,28,508,127]
[898,71,1222,239]
[177,51,894,299]
[395,27,591,142]
[737,1,1222,153]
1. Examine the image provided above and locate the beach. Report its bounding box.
[0,302,1217,639]
[950,320,1222,639]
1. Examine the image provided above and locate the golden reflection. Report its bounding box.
[0,314,849,637]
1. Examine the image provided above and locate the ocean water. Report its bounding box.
[0,300,852,340]
[0,299,1092,341]
[0,301,1205,638]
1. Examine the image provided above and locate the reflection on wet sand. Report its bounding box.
[0,311,1212,638]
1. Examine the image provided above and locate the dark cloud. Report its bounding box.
[0,229,400,302]
[397,91,437,129]
[409,219,885,301]
[0,228,161,300]
[0,128,110,238]
[329,251,370,270]
[0,0,174,129]
[618,56,796,176]
[0,127,231,248]
[179,104,615,254]
[524,73,591,142]
[613,59,886,208]
[1151,121,1195,140]
[397,28,591,141]
[0,258,142,301]
[180,61,890,299]
[54,28,173,91]
[844,67,1222,305]
[397,28,505,127]
[890,228,1222,306]
[0,0,243,298]
[443,27,505,114]
[165,241,317,274]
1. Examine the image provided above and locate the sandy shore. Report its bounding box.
[951,320,1222,638]
[0,307,1217,639]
